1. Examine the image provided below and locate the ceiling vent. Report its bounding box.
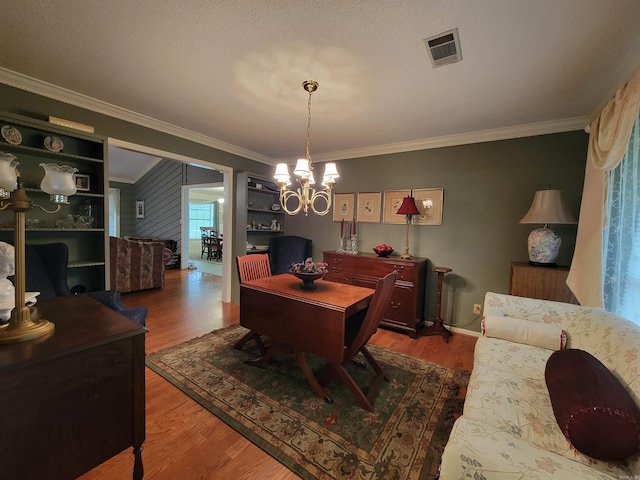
[424,28,462,68]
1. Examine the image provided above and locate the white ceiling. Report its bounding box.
[1,1,640,168]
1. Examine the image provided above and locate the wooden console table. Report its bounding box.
[323,251,426,338]
[0,295,146,480]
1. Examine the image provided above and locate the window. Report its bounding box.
[189,203,214,239]
[108,188,120,237]
[603,112,640,324]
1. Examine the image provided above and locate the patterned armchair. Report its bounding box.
[110,237,173,293]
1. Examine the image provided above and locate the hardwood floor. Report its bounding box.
[79,269,476,480]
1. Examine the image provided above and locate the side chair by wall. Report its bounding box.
[234,253,271,354]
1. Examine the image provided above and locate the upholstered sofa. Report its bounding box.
[440,292,640,479]
[110,237,173,293]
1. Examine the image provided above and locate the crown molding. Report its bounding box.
[1,67,588,166]
[0,67,274,165]
[312,116,589,163]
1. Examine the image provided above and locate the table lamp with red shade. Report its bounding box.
[397,196,420,259]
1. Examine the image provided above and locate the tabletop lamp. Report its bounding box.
[397,196,420,259]
[0,152,77,343]
[519,189,577,266]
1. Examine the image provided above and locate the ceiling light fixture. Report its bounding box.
[274,81,339,216]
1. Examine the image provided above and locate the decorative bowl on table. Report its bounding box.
[373,244,393,257]
[289,258,328,290]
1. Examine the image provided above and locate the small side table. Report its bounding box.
[423,266,452,343]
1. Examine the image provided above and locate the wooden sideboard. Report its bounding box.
[0,295,146,480]
[509,261,578,304]
[323,251,427,338]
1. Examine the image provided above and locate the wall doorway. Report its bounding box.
[107,138,234,302]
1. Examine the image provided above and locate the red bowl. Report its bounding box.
[373,247,393,257]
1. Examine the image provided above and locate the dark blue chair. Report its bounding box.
[21,243,148,326]
[268,235,313,274]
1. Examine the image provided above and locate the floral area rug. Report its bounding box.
[145,325,469,480]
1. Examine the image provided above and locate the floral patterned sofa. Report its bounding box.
[440,292,640,479]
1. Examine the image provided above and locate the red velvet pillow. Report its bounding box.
[545,349,640,461]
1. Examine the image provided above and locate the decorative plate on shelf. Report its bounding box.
[1,125,22,145]
[44,135,64,152]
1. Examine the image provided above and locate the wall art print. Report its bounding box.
[412,188,444,225]
[333,193,355,222]
[383,189,411,224]
[357,192,381,223]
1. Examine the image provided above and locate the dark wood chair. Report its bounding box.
[319,271,397,412]
[234,254,271,354]
[200,227,218,260]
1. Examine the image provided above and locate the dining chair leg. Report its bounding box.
[331,362,375,412]
[294,350,333,404]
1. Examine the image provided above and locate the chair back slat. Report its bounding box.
[236,254,272,283]
[344,272,397,360]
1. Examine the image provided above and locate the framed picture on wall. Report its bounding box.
[74,174,90,192]
[383,189,411,224]
[357,192,381,223]
[136,200,145,219]
[333,193,355,221]
[412,188,444,225]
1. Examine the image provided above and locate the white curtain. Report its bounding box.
[603,114,640,323]
[567,69,640,306]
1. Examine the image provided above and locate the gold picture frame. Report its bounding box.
[333,193,355,221]
[383,189,411,224]
[357,192,381,223]
[413,188,444,225]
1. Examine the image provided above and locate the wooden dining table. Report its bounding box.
[239,273,374,402]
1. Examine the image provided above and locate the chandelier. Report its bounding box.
[274,80,339,216]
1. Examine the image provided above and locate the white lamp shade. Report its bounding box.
[322,162,339,179]
[39,163,78,196]
[0,152,18,192]
[293,158,311,177]
[520,190,577,225]
[274,163,291,184]
[308,171,316,185]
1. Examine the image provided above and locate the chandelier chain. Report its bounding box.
[306,87,313,167]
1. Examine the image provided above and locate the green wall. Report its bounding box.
[0,84,587,333]
[285,132,587,332]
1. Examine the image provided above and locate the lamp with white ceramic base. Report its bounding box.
[519,189,577,267]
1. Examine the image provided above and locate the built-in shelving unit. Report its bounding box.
[0,111,108,292]
[236,172,285,255]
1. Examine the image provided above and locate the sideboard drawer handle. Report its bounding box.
[394,265,404,273]
[390,301,400,309]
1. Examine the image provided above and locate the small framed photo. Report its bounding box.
[136,200,145,219]
[333,193,355,221]
[413,188,444,225]
[357,192,381,223]
[383,189,411,224]
[74,174,90,192]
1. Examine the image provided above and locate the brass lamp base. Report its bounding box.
[0,318,54,344]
